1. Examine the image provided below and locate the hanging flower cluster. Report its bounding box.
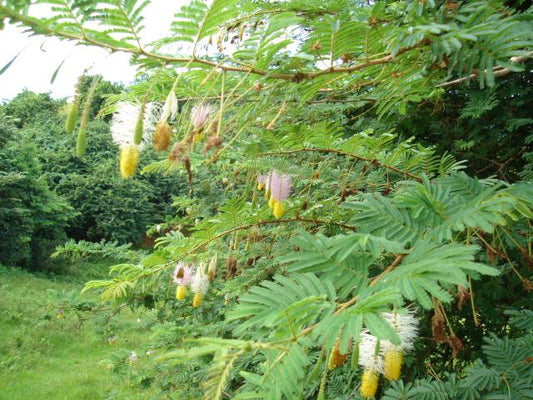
[189,103,216,143]
[257,170,292,219]
[111,101,156,178]
[357,310,418,399]
[153,91,177,151]
[171,255,217,307]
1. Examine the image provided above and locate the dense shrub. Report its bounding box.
[0,116,73,269]
[1,87,187,244]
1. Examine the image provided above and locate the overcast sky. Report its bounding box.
[0,1,184,101]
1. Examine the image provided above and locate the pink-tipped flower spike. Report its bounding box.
[191,263,210,307]
[173,262,194,300]
[269,170,292,219]
[191,104,215,130]
[257,174,266,191]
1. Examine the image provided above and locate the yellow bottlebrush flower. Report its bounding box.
[360,369,379,399]
[192,293,203,308]
[153,121,171,151]
[191,265,209,308]
[119,145,139,178]
[193,132,203,143]
[268,196,275,208]
[383,348,403,381]
[273,201,285,219]
[176,285,187,300]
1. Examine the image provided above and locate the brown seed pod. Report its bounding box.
[203,136,223,154]
[153,121,171,151]
[225,256,237,279]
[168,142,184,162]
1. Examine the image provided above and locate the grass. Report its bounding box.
[0,259,158,400]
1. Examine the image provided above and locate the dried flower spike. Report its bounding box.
[153,121,171,151]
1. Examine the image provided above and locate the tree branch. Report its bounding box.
[259,148,422,182]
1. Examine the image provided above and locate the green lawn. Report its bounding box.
[0,261,157,400]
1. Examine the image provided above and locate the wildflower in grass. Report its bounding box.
[380,310,418,381]
[173,262,194,300]
[191,263,210,307]
[269,170,292,219]
[128,351,137,366]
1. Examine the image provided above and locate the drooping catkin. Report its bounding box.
[76,77,99,156]
[133,103,145,145]
[119,145,139,178]
[153,121,171,151]
[76,128,86,156]
[65,75,83,133]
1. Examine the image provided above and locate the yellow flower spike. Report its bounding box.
[383,349,403,381]
[192,292,203,308]
[119,145,139,178]
[176,285,187,300]
[268,196,275,208]
[273,201,284,219]
[257,182,264,191]
[360,369,379,399]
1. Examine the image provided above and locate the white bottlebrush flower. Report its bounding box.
[380,310,419,352]
[191,263,209,295]
[358,332,383,373]
[191,263,210,308]
[160,90,178,122]
[111,101,156,148]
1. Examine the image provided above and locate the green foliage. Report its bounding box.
[1,0,532,399]
[0,115,73,269]
[1,87,187,244]
[382,314,533,400]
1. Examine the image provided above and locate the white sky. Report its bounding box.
[0,1,184,101]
